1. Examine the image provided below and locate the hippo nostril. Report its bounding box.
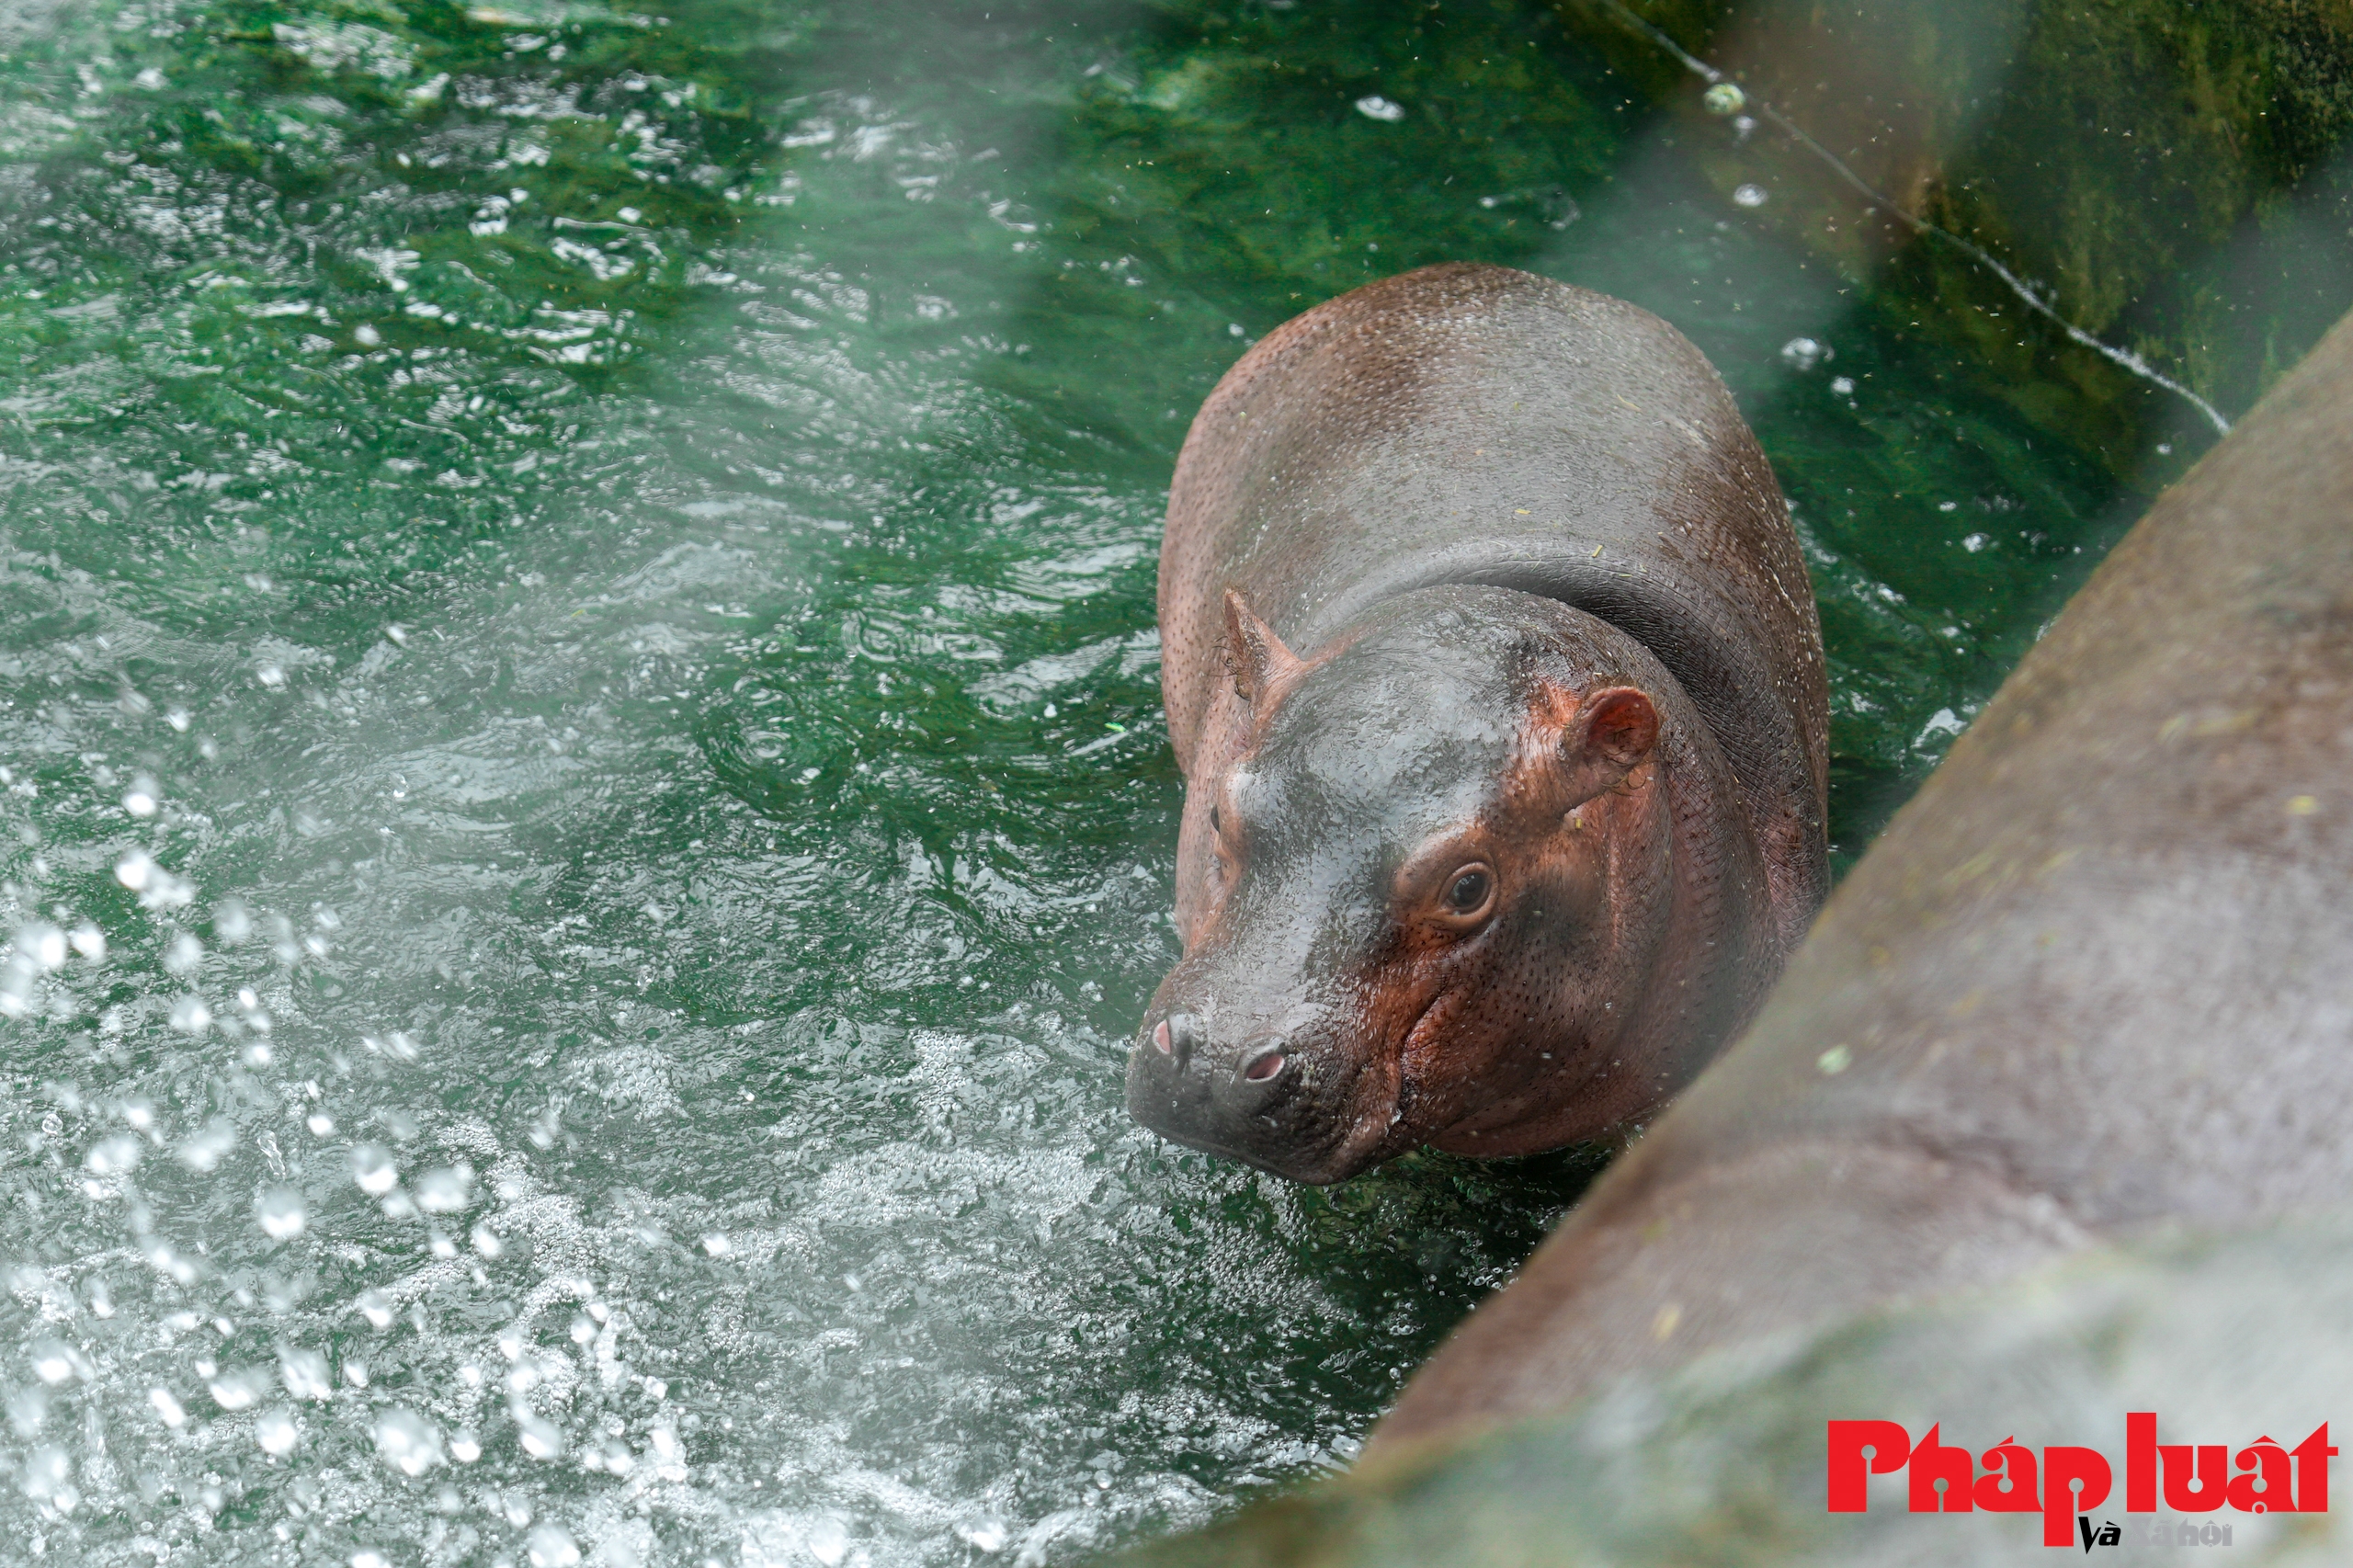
[1156,1013,1197,1068]
[1241,1049,1287,1084]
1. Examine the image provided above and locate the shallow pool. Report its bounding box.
[0,0,2299,1562]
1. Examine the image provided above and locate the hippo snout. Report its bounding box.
[1126,1005,1378,1184]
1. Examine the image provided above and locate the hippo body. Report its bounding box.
[1127,263,1828,1184]
[1369,305,2353,1452]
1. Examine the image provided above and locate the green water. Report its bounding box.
[0,0,2268,1562]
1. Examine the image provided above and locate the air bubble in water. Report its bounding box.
[164,933,204,974]
[148,1386,187,1427]
[472,1222,506,1258]
[257,1187,308,1240]
[354,1552,391,1568]
[256,1406,298,1456]
[373,1405,446,1475]
[169,994,213,1033]
[351,1143,399,1195]
[450,1430,483,1463]
[280,1346,332,1401]
[69,924,104,960]
[114,850,154,891]
[1352,95,1404,122]
[415,1164,474,1211]
[1702,81,1746,115]
[357,1289,395,1329]
[526,1523,581,1567]
[1733,182,1768,207]
[124,778,160,817]
[85,1133,142,1176]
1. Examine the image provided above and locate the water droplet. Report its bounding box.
[209,1368,268,1411]
[517,1410,565,1460]
[256,1187,307,1240]
[177,1118,238,1172]
[351,1144,399,1196]
[1733,182,1768,208]
[214,899,253,943]
[526,1523,581,1567]
[1353,94,1404,122]
[373,1405,445,1475]
[805,1514,849,1566]
[255,1405,300,1458]
[1779,336,1826,371]
[20,1445,74,1508]
[415,1164,474,1212]
[85,1133,142,1176]
[279,1346,332,1401]
[6,1386,49,1437]
[955,1517,1009,1552]
[17,924,66,971]
[28,1339,83,1385]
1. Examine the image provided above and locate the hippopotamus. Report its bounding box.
[1125,263,1829,1185]
[1364,302,2353,1453]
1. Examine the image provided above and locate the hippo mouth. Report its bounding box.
[1124,1020,1412,1186]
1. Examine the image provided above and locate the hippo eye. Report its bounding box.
[1209,806,1221,835]
[1439,864,1495,923]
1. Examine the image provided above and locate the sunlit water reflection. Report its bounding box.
[1,0,2162,1562]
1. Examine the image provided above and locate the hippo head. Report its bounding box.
[1127,585,1688,1184]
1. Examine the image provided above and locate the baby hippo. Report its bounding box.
[1127,263,1828,1185]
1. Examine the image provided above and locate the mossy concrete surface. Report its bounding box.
[1108,1210,2353,1566]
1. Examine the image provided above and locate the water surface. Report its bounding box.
[0,0,2224,1562]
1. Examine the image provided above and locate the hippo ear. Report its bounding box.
[1556,687,1659,804]
[1223,589,1302,705]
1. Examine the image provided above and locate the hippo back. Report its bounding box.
[1160,263,1827,933]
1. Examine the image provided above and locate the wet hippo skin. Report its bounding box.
[1126,262,1829,1185]
[1370,305,2353,1454]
